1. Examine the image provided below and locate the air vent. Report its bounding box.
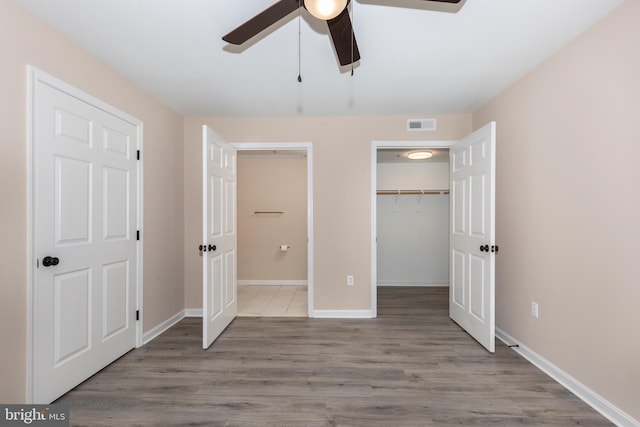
[407,119,437,132]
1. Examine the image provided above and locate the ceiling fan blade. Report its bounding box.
[327,8,360,66]
[424,0,461,2]
[222,0,301,45]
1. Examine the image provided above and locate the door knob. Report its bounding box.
[42,256,60,267]
[198,244,217,252]
[480,245,489,252]
[491,245,499,253]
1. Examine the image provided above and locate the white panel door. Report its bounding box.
[202,125,237,349]
[34,81,138,402]
[449,122,496,352]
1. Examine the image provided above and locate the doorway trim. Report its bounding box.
[26,66,144,402]
[233,142,314,316]
[370,140,453,318]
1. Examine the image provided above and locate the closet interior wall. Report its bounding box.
[376,160,450,287]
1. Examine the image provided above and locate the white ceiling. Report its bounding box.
[14,0,624,117]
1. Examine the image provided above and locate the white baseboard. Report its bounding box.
[310,309,374,319]
[377,282,449,287]
[238,280,308,286]
[142,310,185,345]
[184,308,202,317]
[496,328,639,427]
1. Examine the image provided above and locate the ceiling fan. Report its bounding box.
[222,0,462,67]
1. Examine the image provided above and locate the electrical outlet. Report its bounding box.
[531,301,539,318]
[347,275,354,286]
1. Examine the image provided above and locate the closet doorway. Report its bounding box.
[371,142,452,316]
[372,124,497,351]
[234,143,313,317]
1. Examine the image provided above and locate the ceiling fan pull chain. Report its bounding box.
[297,0,302,83]
[350,0,354,76]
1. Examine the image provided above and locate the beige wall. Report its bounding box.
[184,116,472,310]
[237,155,307,281]
[0,0,184,403]
[473,0,640,419]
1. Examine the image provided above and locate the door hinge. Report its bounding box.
[136,310,140,321]
[137,230,140,241]
[137,150,140,160]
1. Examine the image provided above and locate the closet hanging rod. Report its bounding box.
[377,190,449,195]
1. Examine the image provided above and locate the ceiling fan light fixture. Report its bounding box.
[407,151,433,160]
[305,0,348,20]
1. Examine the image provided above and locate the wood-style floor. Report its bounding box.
[56,287,612,426]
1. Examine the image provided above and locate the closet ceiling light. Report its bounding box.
[407,151,433,160]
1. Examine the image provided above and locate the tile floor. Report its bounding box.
[237,285,307,317]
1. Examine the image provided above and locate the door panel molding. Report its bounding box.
[448,122,496,352]
[27,66,143,403]
[202,126,237,348]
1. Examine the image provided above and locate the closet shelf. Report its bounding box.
[377,190,449,195]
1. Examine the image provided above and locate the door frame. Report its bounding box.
[370,140,453,318]
[233,142,314,316]
[26,66,144,403]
